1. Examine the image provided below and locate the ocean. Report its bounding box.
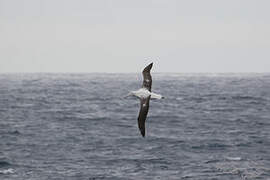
[0,73,269,180]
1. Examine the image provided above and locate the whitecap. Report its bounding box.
[176,97,183,101]
[0,168,15,174]
[226,156,241,161]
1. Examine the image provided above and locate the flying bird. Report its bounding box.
[126,63,164,137]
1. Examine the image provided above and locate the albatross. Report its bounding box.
[126,63,164,137]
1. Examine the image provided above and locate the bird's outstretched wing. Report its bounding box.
[137,96,151,137]
[142,63,153,92]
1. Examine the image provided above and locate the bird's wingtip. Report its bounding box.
[140,130,145,137]
[143,62,153,73]
[147,62,153,68]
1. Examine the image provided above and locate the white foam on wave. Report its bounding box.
[226,156,242,161]
[0,168,15,174]
[176,97,183,101]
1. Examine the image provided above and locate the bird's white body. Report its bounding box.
[130,88,164,99]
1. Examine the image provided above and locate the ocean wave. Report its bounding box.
[225,156,242,161]
[231,95,266,102]
[191,143,231,150]
[0,161,11,167]
[1,74,269,179]
[0,168,15,175]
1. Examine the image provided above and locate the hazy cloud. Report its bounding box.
[1,0,270,72]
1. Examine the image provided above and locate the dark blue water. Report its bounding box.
[0,73,270,180]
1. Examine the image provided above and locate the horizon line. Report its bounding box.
[0,72,270,74]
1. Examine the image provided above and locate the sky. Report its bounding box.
[0,0,270,73]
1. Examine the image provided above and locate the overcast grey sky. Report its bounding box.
[0,0,270,73]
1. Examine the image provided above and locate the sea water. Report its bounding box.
[0,73,269,180]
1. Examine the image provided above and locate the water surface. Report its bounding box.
[0,73,270,179]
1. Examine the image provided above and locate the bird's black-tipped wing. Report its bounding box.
[142,63,153,92]
[137,96,151,137]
